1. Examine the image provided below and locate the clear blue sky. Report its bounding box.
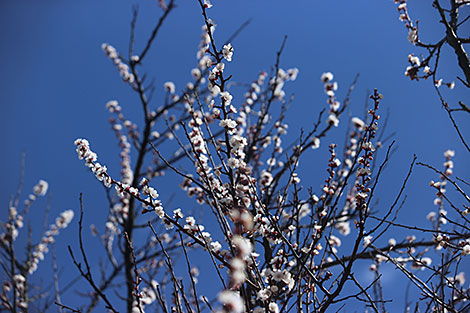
[1,0,469,311]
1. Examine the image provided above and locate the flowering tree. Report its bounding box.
[1,0,469,312]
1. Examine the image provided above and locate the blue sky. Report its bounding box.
[1,0,469,311]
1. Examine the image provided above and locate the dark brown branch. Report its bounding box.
[68,194,119,313]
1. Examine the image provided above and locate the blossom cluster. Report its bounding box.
[106,100,140,145]
[131,280,159,313]
[75,138,166,219]
[102,43,135,84]
[1,207,22,243]
[354,91,381,209]
[394,2,456,89]
[427,150,455,227]
[321,72,340,127]
[8,274,27,310]
[75,138,113,188]
[1,180,49,245]
[393,0,417,45]
[25,179,49,206]
[271,67,299,100]
[140,178,164,216]
[28,209,74,274]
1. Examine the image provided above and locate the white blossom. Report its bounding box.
[363,235,373,247]
[351,117,365,130]
[408,54,421,66]
[191,68,201,79]
[268,302,279,313]
[219,119,237,129]
[173,208,183,219]
[210,241,222,252]
[164,81,175,94]
[218,290,244,313]
[257,288,271,301]
[327,114,339,127]
[444,150,455,158]
[311,137,320,149]
[321,72,333,82]
[33,180,49,196]
[222,43,233,62]
[227,157,240,169]
[232,235,252,258]
[220,91,233,106]
[285,68,298,81]
[408,29,417,44]
[462,245,470,256]
[203,0,213,8]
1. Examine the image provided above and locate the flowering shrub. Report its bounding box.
[1,1,469,313]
